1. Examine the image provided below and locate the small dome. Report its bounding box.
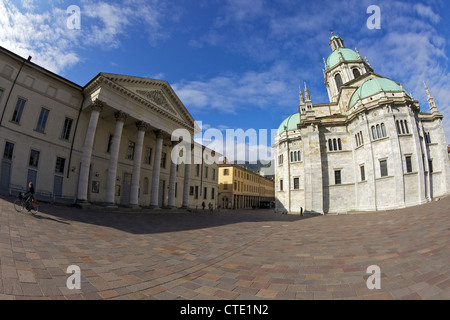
[277,113,300,135]
[327,48,360,69]
[348,77,408,109]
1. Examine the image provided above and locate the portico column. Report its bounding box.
[77,100,104,202]
[130,121,148,207]
[167,141,180,209]
[182,163,191,208]
[105,111,128,205]
[150,130,164,208]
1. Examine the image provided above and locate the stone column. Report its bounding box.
[182,163,191,208]
[77,100,103,202]
[167,141,180,209]
[150,130,164,208]
[105,111,128,205]
[129,121,148,207]
[167,161,177,209]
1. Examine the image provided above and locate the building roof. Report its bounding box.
[277,112,301,135]
[348,77,408,109]
[326,47,360,69]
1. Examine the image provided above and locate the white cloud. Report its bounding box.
[0,1,80,73]
[174,62,297,114]
[414,3,441,24]
[0,0,167,74]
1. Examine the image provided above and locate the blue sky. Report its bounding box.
[1,0,449,161]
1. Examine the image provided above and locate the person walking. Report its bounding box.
[202,201,205,210]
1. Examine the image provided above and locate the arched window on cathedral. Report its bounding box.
[396,120,410,135]
[290,151,301,162]
[376,125,382,139]
[353,68,361,79]
[335,73,343,92]
[381,123,386,137]
[329,138,342,151]
[371,126,377,140]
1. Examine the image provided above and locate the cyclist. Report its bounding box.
[24,182,35,211]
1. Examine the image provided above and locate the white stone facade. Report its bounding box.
[274,35,450,214]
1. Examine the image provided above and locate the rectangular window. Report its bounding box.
[224,183,228,190]
[11,98,26,123]
[293,177,299,190]
[195,186,199,199]
[126,141,135,160]
[212,168,216,180]
[161,152,167,169]
[144,147,152,165]
[204,187,207,199]
[334,170,342,185]
[194,164,199,176]
[29,149,40,168]
[36,107,50,132]
[429,160,433,173]
[405,156,412,173]
[3,142,14,160]
[280,179,284,191]
[223,168,229,176]
[175,182,178,198]
[61,118,73,140]
[380,160,388,177]
[189,186,194,196]
[205,167,208,179]
[360,165,366,181]
[55,157,66,174]
[211,188,215,200]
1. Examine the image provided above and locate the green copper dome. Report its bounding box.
[277,113,300,135]
[348,78,407,109]
[327,48,360,69]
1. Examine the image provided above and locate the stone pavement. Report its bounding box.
[0,194,450,300]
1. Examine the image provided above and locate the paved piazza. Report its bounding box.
[0,195,450,300]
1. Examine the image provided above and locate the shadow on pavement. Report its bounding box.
[1,194,318,235]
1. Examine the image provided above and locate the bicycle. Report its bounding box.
[14,192,38,215]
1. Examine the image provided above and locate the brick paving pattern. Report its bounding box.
[0,194,449,300]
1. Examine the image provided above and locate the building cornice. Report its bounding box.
[83,74,195,132]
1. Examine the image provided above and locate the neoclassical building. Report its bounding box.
[0,46,219,209]
[274,33,450,214]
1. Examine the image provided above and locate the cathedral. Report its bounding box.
[274,33,450,214]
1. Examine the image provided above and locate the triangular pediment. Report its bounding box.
[135,89,177,116]
[95,73,195,131]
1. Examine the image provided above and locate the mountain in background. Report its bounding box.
[233,160,274,177]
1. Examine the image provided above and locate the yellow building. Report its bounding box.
[218,163,275,209]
